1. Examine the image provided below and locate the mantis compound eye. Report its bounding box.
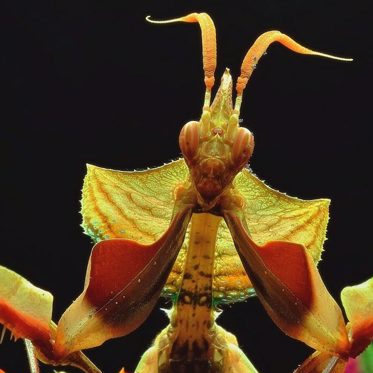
[179,121,200,163]
[231,127,255,169]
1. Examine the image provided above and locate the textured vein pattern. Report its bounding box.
[82,160,188,242]
[214,168,330,298]
[238,168,329,261]
[81,159,329,303]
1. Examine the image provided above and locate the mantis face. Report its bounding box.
[179,70,254,208]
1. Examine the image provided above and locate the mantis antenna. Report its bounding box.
[234,31,353,112]
[146,13,217,110]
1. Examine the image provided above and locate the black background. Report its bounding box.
[1,1,372,372]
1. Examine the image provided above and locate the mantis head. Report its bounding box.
[179,69,254,204]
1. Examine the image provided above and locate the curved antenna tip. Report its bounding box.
[145,15,181,24]
[322,54,353,62]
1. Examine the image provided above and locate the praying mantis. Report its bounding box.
[1,11,373,373]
